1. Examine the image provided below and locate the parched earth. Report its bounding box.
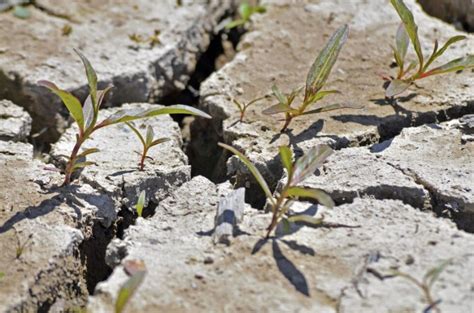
[0,0,473,312]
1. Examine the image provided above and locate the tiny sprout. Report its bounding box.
[386,0,474,97]
[115,259,147,313]
[16,233,33,259]
[389,259,452,313]
[263,25,357,132]
[232,96,266,122]
[39,50,211,185]
[225,2,266,30]
[62,24,73,36]
[126,123,170,171]
[128,30,161,47]
[219,143,334,238]
[135,190,146,217]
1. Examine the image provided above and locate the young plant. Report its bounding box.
[125,123,170,171]
[15,233,33,259]
[115,259,147,313]
[389,259,452,313]
[386,0,474,97]
[263,25,353,132]
[225,2,266,30]
[232,96,266,122]
[135,190,146,218]
[39,49,211,185]
[219,143,334,238]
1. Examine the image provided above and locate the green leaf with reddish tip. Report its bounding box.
[135,191,146,217]
[278,146,293,178]
[125,122,146,147]
[305,24,349,97]
[292,145,333,185]
[424,55,474,77]
[74,49,98,108]
[385,79,411,97]
[287,214,324,225]
[149,137,170,148]
[390,0,424,70]
[286,187,334,208]
[115,262,146,313]
[38,80,84,131]
[100,105,211,128]
[218,142,274,204]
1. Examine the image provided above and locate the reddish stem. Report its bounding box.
[63,135,85,186]
[139,147,148,171]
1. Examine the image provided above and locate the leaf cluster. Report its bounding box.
[225,2,266,30]
[126,123,170,171]
[40,50,211,185]
[219,142,334,238]
[387,0,474,97]
[262,25,357,132]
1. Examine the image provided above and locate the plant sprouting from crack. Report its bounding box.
[386,0,474,97]
[388,259,452,313]
[115,259,147,313]
[232,95,266,122]
[263,25,358,132]
[135,190,146,218]
[126,122,170,171]
[39,49,211,186]
[15,233,33,259]
[219,143,334,238]
[225,2,266,29]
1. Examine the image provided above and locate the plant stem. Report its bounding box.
[422,285,441,313]
[239,109,245,122]
[265,184,289,238]
[280,114,292,133]
[63,135,85,186]
[139,147,148,171]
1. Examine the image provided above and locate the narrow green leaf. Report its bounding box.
[149,137,170,148]
[125,122,146,147]
[423,55,474,77]
[292,145,333,185]
[232,99,244,112]
[390,0,424,70]
[262,103,291,115]
[145,126,154,147]
[135,191,146,217]
[385,79,411,97]
[218,142,274,203]
[115,267,146,313]
[396,23,410,63]
[287,214,324,225]
[225,19,246,30]
[72,161,96,170]
[77,148,100,158]
[272,85,286,105]
[83,95,94,130]
[74,49,98,108]
[305,90,341,106]
[246,96,267,107]
[278,146,293,178]
[286,187,334,208]
[97,86,113,110]
[305,24,349,97]
[423,259,452,287]
[239,3,252,20]
[425,36,466,71]
[100,105,211,127]
[38,80,84,131]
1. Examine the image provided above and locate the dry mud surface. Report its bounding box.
[0,0,473,312]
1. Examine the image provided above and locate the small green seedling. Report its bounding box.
[126,123,170,171]
[115,259,147,313]
[389,259,452,313]
[263,25,355,132]
[39,50,211,185]
[225,2,266,29]
[0,272,5,280]
[386,0,474,97]
[135,191,146,217]
[219,143,334,238]
[232,96,266,122]
[16,233,33,259]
